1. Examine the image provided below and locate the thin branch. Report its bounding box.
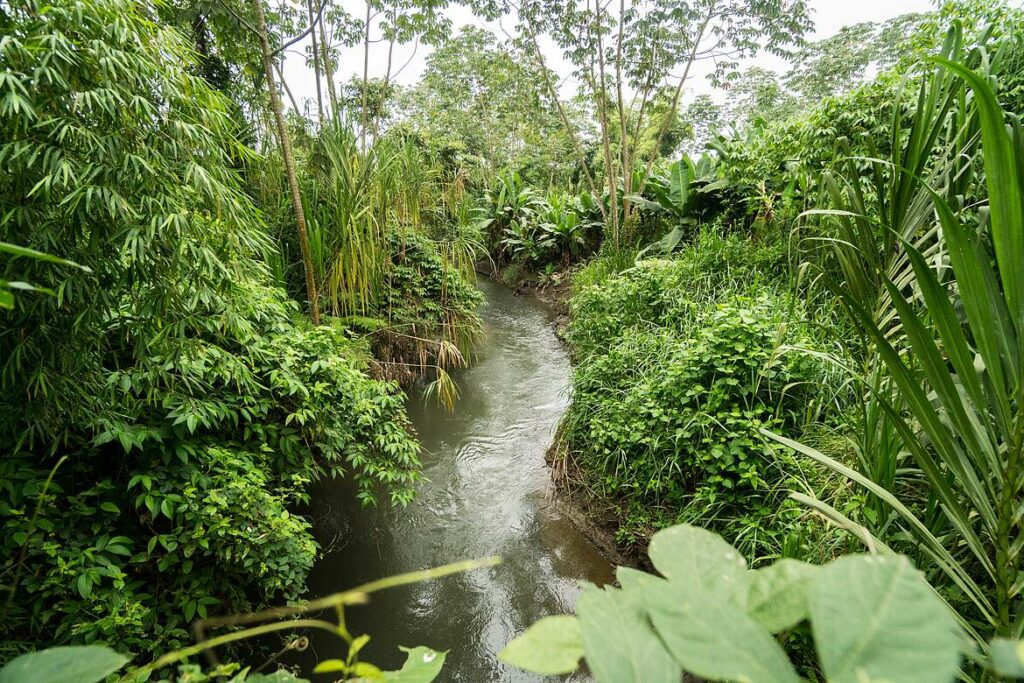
[270,0,327,58]
[273,60,302,114]
[635,8,714,198]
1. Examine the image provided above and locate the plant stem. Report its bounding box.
[253,0,321,324]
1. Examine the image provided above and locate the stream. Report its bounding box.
[296,279,613,681]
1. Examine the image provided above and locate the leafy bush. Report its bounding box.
[565,291,833,555]
[0,294,421,654]
[567,231,789,360]
[479,172,601,268]
[0,557,501,682]
[0,0,421,661]
[372,228,484,385]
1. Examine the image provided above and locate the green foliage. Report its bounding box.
[399,26,580,185]
[479,172,601,267]
[567,230,789,359]
[372,228,484,388]
[0,0,421,661]
[629,154,725,253]
[563,232,841,557]
[258,121,486,389]
[777,36,1024,652]
[1,555,489,683]
[497,615,582,675]
[0,645,128,683]
[710,4,1024,233]
[502,524,964,682]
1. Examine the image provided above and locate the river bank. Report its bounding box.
[293,278,612,682]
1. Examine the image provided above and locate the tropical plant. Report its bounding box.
[0,559,497,682]
[501,524,968,682]
[0,242,90,310]
[631,155,724,253]
[562,231,839,556]
[775,38,1024,655]
[0,0,422,659]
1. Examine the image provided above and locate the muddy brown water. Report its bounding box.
[294,278,613,681]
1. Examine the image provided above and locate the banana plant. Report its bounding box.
[631,155,724,255]
[537,192,600,261]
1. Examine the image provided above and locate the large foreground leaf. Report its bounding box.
[809,555,961,683]
[746,559,819,633]
[498,615,583,675]
[645,581,800,683]
[648,524,748,597]
[0,646,128,683]
[381,646,446,682]
[991,639,1024,678]
[577,585,681,683]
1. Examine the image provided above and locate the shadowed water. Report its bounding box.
[297,278,612,681]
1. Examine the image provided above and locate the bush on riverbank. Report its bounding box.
[560,232,849,560]
[0,1,420,659]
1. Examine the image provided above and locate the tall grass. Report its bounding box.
[775,28,1023,656]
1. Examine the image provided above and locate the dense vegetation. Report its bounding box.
[2,0,1024,679]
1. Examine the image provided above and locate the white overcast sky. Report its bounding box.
[281,0,936,116]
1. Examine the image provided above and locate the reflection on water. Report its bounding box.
[297,279,612,681]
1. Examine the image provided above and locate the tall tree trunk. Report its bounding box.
[306,0,325,125]
[274,60,301,115]
[372,38,395,140]
[360,2,371,152]
[633,10,713,200]
[522,16,605,223]
[593,0,620,250]
[614,0,631,222]
[253,0,321,324]
[319,15,338,116]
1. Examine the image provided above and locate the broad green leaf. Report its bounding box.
[616,566,668,593]
[809,555,961,683]
[577,584,681,683]
[746,559,818,633]
[498,615,583,675]
[648,524,747,597]
[351,662,384,678]
[312,659,346,673]
[380,646,446,683]
[668,158,695,213]
[0,646,128,683]
[645,580,799,683]
[991,639,1024,678]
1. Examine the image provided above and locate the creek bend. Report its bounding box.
[298,278,613,681]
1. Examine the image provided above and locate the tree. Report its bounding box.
[355,0,451,150]
[399,27,582,185]
[722,66,796,128]
[682,94,723,155]
[252,0,321,323]
[513,0,813,249]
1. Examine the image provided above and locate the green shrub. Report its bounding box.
[372,229,484,383]
[566,293,830,556]
[569,247,637,296]
[0,0,421,661]
[567,231,789,360]
[0,291,421,655]
[562,232,844,558]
